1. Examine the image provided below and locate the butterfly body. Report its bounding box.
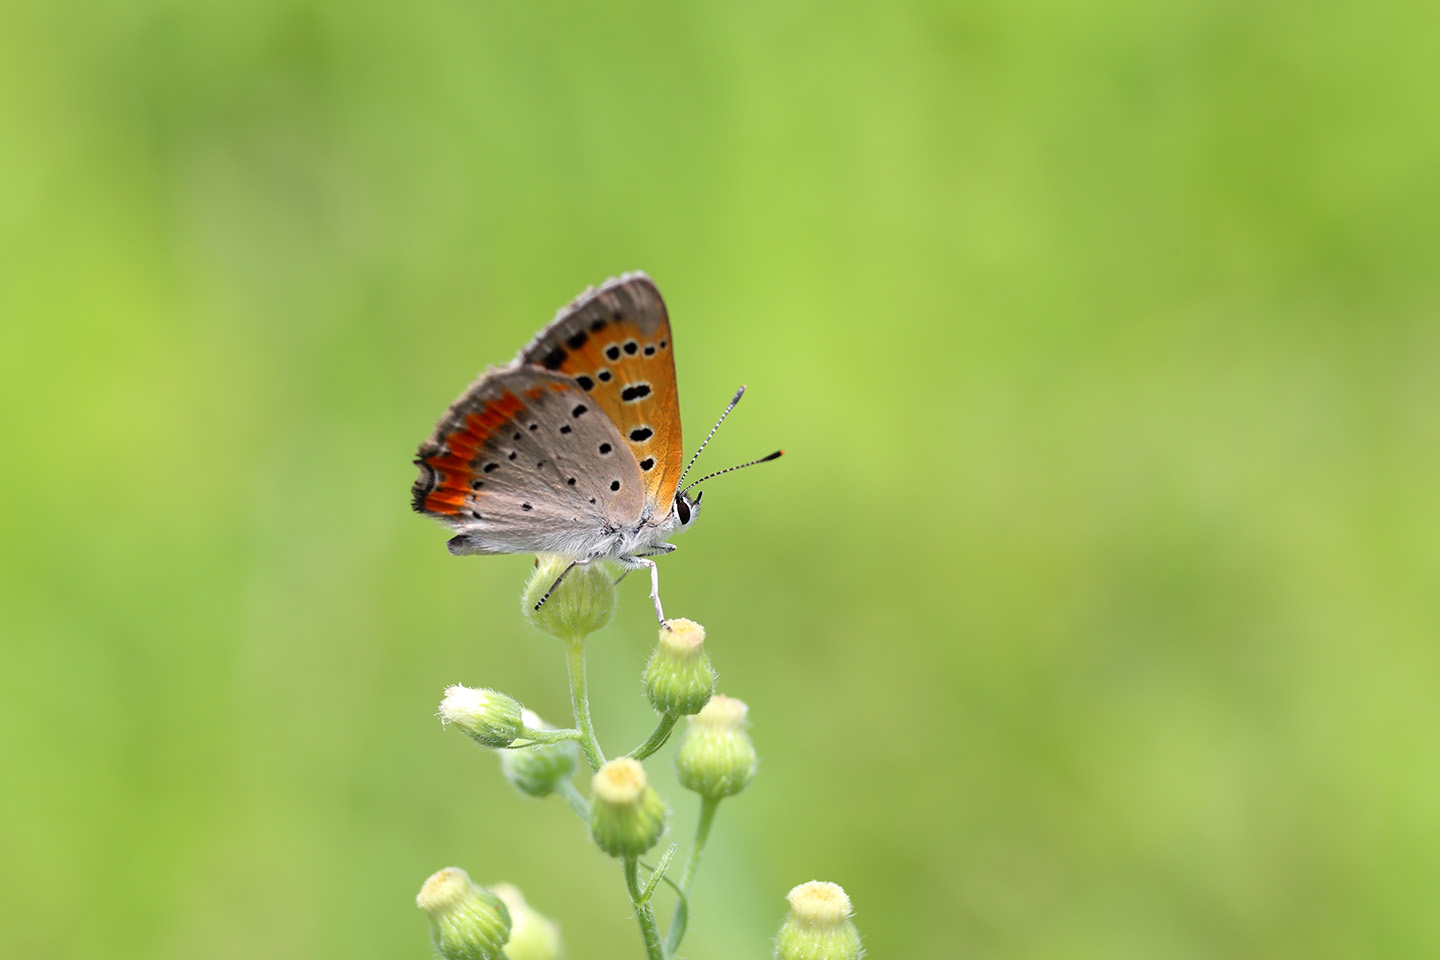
[412,273,703,621]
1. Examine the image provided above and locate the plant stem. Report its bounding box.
[624,856,666,960]
[665,795,721,954]
[555,777,589,820]
[680,796,720,894]
[563,638,605,771]
[512,727,584,745]
[628,714,680,761]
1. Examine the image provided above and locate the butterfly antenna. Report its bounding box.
[677,385,747,489]
[680,449,784,498]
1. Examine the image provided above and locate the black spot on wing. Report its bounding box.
[605,345,621,361]
[621,383,652,402]
[629,427,653,442]
[575,375,594,391]
[541,347,567,370]
[640,458,655,470]
[610,480,621,491]
[566,330,588,350]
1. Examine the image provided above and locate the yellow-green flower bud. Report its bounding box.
[643,618,715,716]
[523,554,615,642]
[416,867,512,960]
[492,883,563,960]
[675,694,756,800]
[774,881,863,960]
[589,757,667,858]
[500,710,578,797]
[440,685,524,748]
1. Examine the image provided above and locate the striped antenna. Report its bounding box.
[680,450,784,498]
[677,385,747,490]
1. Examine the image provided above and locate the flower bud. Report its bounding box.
[416,867,512,960]
[675,695,756,800]
[500,710,578,797]
[491,883,563,960]
[643,618,715,716]
[589,757,667,858]
[440,685,524,748]
[523,554,615,641]
[774,881,863,960]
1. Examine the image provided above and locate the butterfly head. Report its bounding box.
[674,489,703,529]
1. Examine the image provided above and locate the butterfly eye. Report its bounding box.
[676,497,692,526]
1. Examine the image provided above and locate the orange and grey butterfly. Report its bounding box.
[411,272,781,623]
[411,273,695,621]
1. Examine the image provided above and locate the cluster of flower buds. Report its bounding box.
[421,553,862,959]
[416,868,562,960]
[492,883,563,960]
[500,709,579,798]
[589,757,668,858]
[643,618,716,716]
[415,867,511,960]
[439,685,524,748]
[438,685,578,798]
[774,881,864,960]
[675,694,757,800]
[523,554,616,642]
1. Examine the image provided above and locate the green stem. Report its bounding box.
[510,727,583,746]
[624,857,666,960]
[563,638,605,771]
[680,796,720,894]
[555,777,589,820]
[665,796,721,954]
[628,714,680,761]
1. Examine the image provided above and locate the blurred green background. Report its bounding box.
[3,0,1438,957]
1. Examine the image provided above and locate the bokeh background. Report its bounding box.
[3,1,1438,957]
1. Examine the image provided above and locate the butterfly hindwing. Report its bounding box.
[519,273,684,517]
[412,364,645,555]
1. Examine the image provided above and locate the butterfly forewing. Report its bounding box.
[520,273,684,516]
[412,365,645,555]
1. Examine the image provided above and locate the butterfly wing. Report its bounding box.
[412,364,646,556]
[519,273,683,517]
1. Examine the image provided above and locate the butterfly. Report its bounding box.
[411,272,781,623]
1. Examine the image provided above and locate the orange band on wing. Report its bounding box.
[420,391,525,514]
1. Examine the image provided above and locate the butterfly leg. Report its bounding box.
[618,554,666,623]
[614,543,675,587]
[531,559,580,612]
